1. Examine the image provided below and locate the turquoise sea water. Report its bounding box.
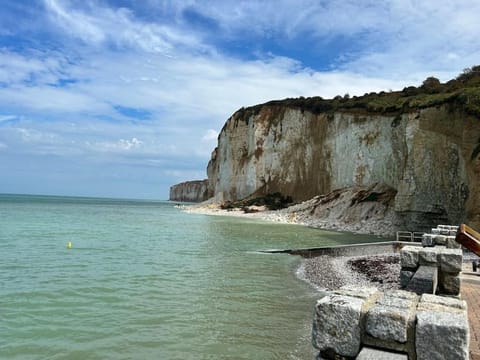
[0,194,384,359]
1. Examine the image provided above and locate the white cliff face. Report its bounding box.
[207,105,480,230]
[169,180,209,202]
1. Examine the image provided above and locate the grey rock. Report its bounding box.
[433,234,447,245]
[419,247,438,265]
[421,234,435,247]
[446,236,461,249]
[406,266,438,295]
[312,294,364,357]
[400,270,415,288]
[438,248,462,273]
[356,347,408,360]
[400,246,420,269]
[420,293,466,310]
[416,302,469,360]
[334,285,379,299]
[383,290,419,301]
[366,295,416,343]
[439,272,461,295]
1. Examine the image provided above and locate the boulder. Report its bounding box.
[418,247,438,265]
[433,234,447,245]
[438,248,462,273]
[400,246,420,269]
[400,270,415,288]
[406,266,438,295]
[312,294,365,357]
[356,347,408,360]
[365,292,418,343]
[439,272,461,295]
[422,234,435,247]
[416,299,469,359]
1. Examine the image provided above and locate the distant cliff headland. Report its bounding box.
[170,66,480,233]
[169,180,209,203]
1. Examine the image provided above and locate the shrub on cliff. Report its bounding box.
[421,76,443,94]
[231,65,480,121]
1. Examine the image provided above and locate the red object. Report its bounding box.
[456,224,480,257]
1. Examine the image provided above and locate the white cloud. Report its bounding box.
[0,142,7,150]
[2,0,480,198]
[202,129,219,142]
[44,0,106,44]
[43,0,209,54]
[84,137,143,153]
[17,127,58,144]
[0,115,17,123]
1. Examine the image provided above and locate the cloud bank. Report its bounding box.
[0,0,479,198]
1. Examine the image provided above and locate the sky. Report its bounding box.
[0,1,479,200]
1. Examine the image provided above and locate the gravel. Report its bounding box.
[300,254,401,291]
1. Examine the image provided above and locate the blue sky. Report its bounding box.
[1,0,479,199]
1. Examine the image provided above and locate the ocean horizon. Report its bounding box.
[0,193,383,359]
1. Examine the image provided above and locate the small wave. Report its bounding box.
[295,260,327,293]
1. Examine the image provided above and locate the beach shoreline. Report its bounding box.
[179,195,397,237]
[179,201,404,292]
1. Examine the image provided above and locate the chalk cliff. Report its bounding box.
[169,180,209,202]
[206,92,480,231]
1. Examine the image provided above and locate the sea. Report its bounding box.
[0,194,385,359]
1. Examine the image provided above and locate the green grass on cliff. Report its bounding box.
[235,66,480,119]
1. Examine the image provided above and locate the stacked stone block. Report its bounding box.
[422,225,460,249]
[416,294,469,360]
[363,290,418,358]
[399,245,462,296]
[312,287,469,359]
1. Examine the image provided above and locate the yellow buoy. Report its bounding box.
[67,241,72,249]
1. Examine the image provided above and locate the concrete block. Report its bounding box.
[421,234,435,247]
[431,228,441,235]
[383,290,419,301]
[400,246,420,269]
[438,248,462,273]
[449,230,457,236]
[420,294,466,310]
[365,294,417,343]
[440,229,450,235]
[333,285,379,300]
[400,270,415,288]
[439,272,461,295]
[356,347,407,360]
[446,236,461,249]
[312,294,364,357]
[433,234,447,245]
[416,300,469,360]
[419,247,438,265]
[406,266,438,295]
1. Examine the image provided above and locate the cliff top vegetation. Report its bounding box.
[234,66,480,120]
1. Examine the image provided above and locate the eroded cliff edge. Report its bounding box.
[169,180,209,202]
[206,72,480,232]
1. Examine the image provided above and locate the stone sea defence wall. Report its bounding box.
[169,180,209,202]
[207,104,480,231]
[312,287,469,359]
